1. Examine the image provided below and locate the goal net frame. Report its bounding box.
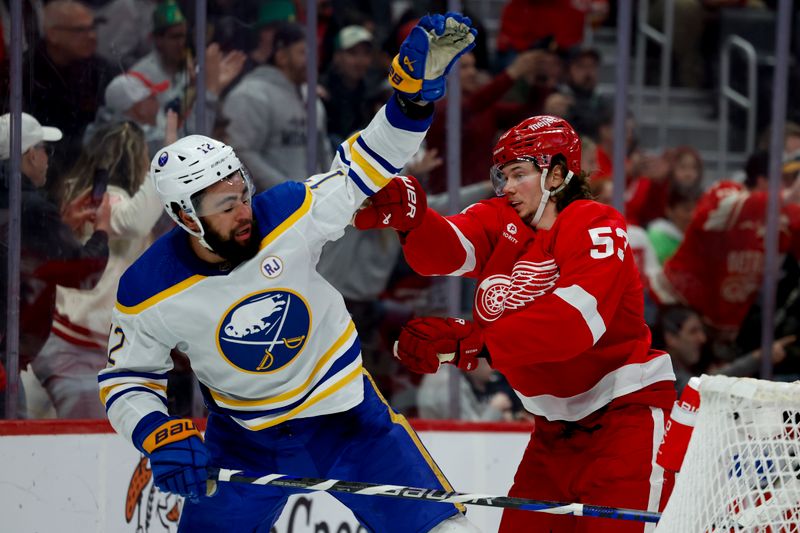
[657,375,800,532]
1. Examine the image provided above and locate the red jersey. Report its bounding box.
[662,181,800,332]
[403,199,675,422]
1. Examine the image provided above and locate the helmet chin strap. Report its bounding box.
[531,168,575,226]
[179,213,216,252]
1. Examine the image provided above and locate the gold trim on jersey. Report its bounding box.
[363,370,466,513]
[115,275,207,314]
[245,363,363,431]
[260,184,313,250]
[347,134,391,189]
[211,321,356,405]
[99,381,168,406]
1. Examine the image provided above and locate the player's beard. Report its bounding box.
[202,216,260,265]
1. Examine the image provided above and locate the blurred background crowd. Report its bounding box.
[2,0,800,423]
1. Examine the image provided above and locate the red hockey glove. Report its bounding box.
[354,175,427,232]
[394,317,484,374]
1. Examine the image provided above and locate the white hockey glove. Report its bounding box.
[388,12,477,102]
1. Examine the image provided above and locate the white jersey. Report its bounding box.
[99,101,428,445]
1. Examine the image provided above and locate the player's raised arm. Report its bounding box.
[308,13,476,237]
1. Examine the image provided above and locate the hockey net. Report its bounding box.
[657,375,800,532]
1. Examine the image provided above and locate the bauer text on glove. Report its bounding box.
[354,175,427,232]
[141,417,211,501]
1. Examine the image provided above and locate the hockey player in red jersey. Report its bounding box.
[652,150,800,341]
[356,116,677,531]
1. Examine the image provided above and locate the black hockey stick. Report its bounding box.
[206,467,661,523]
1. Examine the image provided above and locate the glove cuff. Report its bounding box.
[392,93,434,121]
[142,418,202,455]
[389,55,423,96]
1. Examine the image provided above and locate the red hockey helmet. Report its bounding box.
[491,116,582,225]
[491,115,581,178]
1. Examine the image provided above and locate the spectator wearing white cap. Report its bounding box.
[83,70,216,155]
[84,70,170,156]
[105,71,169,126]
[0,112,63,187]
[321,25,376,148]
[0,113,111,416]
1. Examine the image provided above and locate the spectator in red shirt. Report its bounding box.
[653,151,800,343]
[626,146,704,228]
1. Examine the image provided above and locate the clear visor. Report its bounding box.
[191,167,255,217]
[490,157,539,196]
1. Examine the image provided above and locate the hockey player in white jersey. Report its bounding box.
[98,12,480,533]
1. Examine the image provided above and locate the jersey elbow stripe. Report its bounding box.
[336,144,351,166]
[347,135,391,189]
[347,168,376,197]
[355,135,401,174]
[350,150,390,190]
[100,380,168,405]
[259,186,312,249]
[553,285,606,344]
[98,370,169,382]
[105,385,168,412]
[115,275,206,314]
[99,371,168,404]
[445,220,477,276]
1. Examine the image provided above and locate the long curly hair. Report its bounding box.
[549,154,594,212]
[61,121,148,204]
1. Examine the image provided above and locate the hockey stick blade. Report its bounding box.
[207,467,661,523]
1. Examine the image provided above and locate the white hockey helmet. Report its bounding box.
[150,135,253,246]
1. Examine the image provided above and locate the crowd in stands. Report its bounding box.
[1,0,798,420]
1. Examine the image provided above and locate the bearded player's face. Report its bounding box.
[197,175,259,263]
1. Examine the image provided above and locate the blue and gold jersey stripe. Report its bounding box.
[246,363,362,431]
[99,370,169,406]
[346,133,392,191]
[259,185,313,250]
[115,275,206,315]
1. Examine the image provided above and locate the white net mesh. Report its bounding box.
[657,375,800,532]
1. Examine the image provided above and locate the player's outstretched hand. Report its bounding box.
[388,12,477,102]
[394,317,484,374]
[143,419,211,501]
[354,175,427,232]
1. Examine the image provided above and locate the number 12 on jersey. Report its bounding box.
[589,226,629,261]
